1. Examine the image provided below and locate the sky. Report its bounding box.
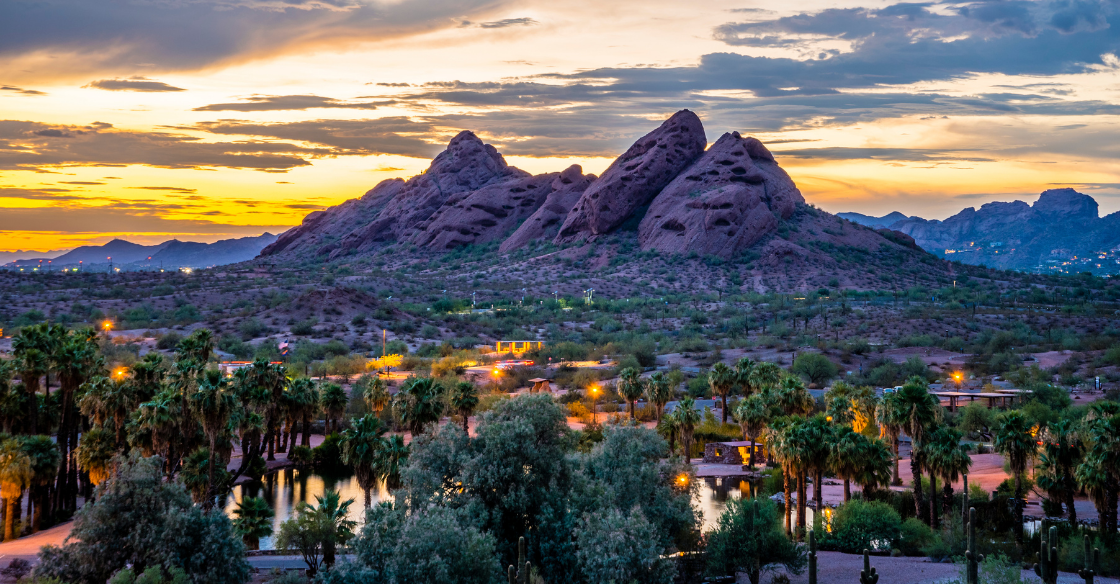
[3,0,1120,252]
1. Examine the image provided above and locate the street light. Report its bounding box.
[589,384,600,423]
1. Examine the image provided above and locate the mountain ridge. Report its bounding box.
[5,233,277,270]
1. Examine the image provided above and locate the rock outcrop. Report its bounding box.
[500,165,594,252]
[555,110,706,243]
[261,178,404,256]
[637,132,803,258]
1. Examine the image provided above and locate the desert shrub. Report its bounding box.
[238,318,267,340]
[897,517,935,556]
[312,433,345,472]
[791,353,838,386]
[822,500,901,553]
[289,446,313,467]
[291,319,316,336]
[156,332,182,351]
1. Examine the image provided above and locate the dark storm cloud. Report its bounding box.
[0,120,323,172]
[193,94,392,111]
[85,77,186,92]
[0,0,514,77]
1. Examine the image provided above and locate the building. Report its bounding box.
[495,340,543,355]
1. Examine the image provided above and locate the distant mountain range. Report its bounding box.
[5,233,277,270]
[841,189,1120,274]
[0,249,70,264]
[837,211,911,228]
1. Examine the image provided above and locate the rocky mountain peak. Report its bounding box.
[555,109,706,242]
[1032,188,1098,219]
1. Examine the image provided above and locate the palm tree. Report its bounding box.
[748,361,784,392]
[708,362,736,424]
[994,409,1036,544]
[765,416,798,537]
[0,438,32,541]
[643,372,673,422]
[854,437,894,498]
[674,396,701,463]
[449,381,479,433]
[52,328,101,515]
[80,376,134,446]
[319,383,347,435]
[876,391,908,486]
[286,377,316,448]
[364,376,390,415]
[659,411,681,456]
[618,368,644,420]
[801,415,833,523]
[734,357,757,396]
[774,376,814,417]
[375,435,408,491]
[21,435,59,532]
[192,369,236,506]
[232,496,274,551]
[1075,402,1119,533]
[136,390,181,475]
[75,426,117,487]
[927,426,971,524]
[734,395,771,470]
[339,415,385,507]
[312,490,357,570]
[895,377,941,523]
[830,426,866,502]
[181,447,215,504]
[1037,419,1081,526]
[12,323,60,435]
[394,377,444,437]
[177,328,214,363]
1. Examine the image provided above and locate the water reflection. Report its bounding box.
[693,476,813,532]
[228,471,809,550]
[221,469,390,550]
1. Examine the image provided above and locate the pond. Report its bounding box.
[223,470,811,550]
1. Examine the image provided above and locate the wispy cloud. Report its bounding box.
[0,85,46,96]
[85,77,186,92]
[193,94,392,111]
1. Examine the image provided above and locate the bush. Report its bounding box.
[289,446,313,467]
[34,455,250,584]
[822,500,901,553]
[312,433,345,472]
[156,333,182,351]
[897,517,934,556]
[291,319,316,336]
[791,353,839,386]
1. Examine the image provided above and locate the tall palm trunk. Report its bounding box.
[363,487,371,509]
[1065,488,1077,527]
[461,412,469,434]
[302,412,312,447]
[929,473,939,528]
[783,469,792,537]
[25,376,40,435]
[892,435,902,486]
[911,449,925,523]
[797,470,807,540]
[1013,473,1023,544]
[843,477,851,502]
[3,496,16,541]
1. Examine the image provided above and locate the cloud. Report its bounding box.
[193,94,390,111]
[0,205,293,235]
[773,147,994,162]
[0,85,45,96]
[195,117,441,158]
[0,0,517,81]
[85,77,186,92]
[477,17,538,28]
[127,186,198,193]
[0,120,322,172]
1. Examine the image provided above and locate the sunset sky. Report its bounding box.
[3,0,1120,252]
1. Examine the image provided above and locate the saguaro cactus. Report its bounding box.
[507,536,530,584]
[808,529,817,584]
[1078,535,1100,584]
[965,507,985,584]
[1034,524,1058,584]
[859,549,878,584]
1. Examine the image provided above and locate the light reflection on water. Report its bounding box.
[694,476,813,532]
[221,469,390,550]
[225,471,809,550]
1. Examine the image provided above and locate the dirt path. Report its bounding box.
[776,551,1119,584]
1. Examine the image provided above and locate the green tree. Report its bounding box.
[392,507,503,584]
[876,390,908,486]
[21,435,60,532]
[643,371,673,422]
[340,415,385,507]
[895,377,940,523]
[1036,419,1081,526]
[276,490,355,576]
[994,409,1037,544]
[191,370,236,506]
[773,377,815,417]
[618,367,644,420]
[394,377,444,437]
[288,377,319,448]
[708,362,736,424]
[706,498,806,584]
[576,507,674,584]
[375,434,408,492]
[830,426,868,502]
[853,437,895,498]
[34,456,250,584]
[449,380,480,433]
[734,357,758,396]
[319,382,347,435]
[363,376,390,415]
[12,323,63,435]
[671,397,701,461]
[925,426,971,525]
[791,352,839,386]
[231,496,274,551]
[748,362,784,392]
[734,395,771,470]
[0,438,32,541]
[75,426,117,487]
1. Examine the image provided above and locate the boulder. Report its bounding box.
[329,131,527,257]
[637,132,803,258]
[555,110,705,243]
[500,165,595,252]
[409,172,558,250]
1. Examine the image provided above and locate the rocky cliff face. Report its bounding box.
[637,132,803,258]
[261,110,930,267]
[555,110,706,243]
[890,188,1120,271]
